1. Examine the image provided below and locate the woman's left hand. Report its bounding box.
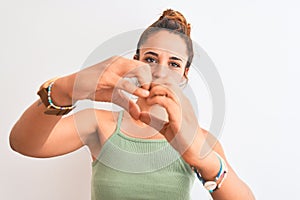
[139,77,208,166]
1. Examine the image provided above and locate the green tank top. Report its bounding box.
[91,111,195,200]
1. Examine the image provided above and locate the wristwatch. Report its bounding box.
[194,152,228,193]
[37,78,75,115]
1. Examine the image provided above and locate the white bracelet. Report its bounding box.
[47,81,76,111]
[194,151,228,193]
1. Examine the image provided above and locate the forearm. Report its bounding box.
[192,130,255,200]
[9,75,75,156]
[210,165,255,200]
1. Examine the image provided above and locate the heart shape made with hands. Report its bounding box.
[113,75,203,164]
[139,80,183,133]
[138,80,204,165]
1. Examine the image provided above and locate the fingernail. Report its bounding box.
[142,90,150,96]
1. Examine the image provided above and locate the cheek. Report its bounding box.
[181,68,186,76]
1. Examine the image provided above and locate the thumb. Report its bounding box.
[139,112,168,134]
[112,89,141,120]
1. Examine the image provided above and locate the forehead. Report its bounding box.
[139,30,188,60]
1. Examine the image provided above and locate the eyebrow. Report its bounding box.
[169,56,182,62]
[144,51,183,62]
[144,51,158,57]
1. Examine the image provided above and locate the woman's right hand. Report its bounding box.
[53,56,152,119]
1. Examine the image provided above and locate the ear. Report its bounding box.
[133,54,139,60]
[184,67,190,77]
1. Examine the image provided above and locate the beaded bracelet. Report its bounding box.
[47,81,76,111]
[194,152,228,193]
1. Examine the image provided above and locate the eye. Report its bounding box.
[144,57,158,64]
[169,62,181,68]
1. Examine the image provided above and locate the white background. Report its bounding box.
[0,0,299,199]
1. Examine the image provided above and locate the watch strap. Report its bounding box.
[37,78,74,116]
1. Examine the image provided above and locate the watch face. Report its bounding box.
[204,181,217,191]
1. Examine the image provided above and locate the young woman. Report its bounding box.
[9,9,255,200]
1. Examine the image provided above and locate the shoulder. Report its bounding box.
[73,108,117,123]
[93,109,120,125]
[94,108,117,118]
[76,108,121,151]
[93,109,122,144]
[70,108,118,139]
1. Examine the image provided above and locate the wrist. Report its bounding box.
[194,151,221,180]
[50,75,76,106]
[193,151,228,193]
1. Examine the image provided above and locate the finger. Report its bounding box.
[147,96,181,125]
[116,77,150,98]
[124,63,152,91]
[148,85,177,102]
[112,89,141,120]
[147,95,174,108]
[110,57,152,90]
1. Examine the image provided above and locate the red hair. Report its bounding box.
[136,9,193,69]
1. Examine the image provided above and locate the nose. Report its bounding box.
[151,64,168,79]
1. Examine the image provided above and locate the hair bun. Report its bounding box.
[137,9,194,69]
[159,9,191,36]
